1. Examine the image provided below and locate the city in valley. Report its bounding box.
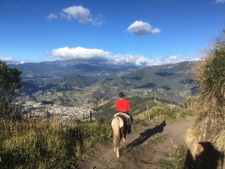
[22,101,93,124]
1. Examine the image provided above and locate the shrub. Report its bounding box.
[193,30,225,117]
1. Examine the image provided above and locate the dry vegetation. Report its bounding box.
[0,118,112,168]
[186,30,225,169]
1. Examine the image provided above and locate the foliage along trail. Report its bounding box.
[76,120,191,169]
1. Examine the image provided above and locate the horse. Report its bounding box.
[111,113,129,157]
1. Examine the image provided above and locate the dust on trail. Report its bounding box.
[76,120,191,169]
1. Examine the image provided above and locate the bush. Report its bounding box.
[150,106,164,118]
[187,29,225,169]
[193,30,225,117]
[149,106,178,120]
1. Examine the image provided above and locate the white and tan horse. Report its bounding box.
[111,113,129,157]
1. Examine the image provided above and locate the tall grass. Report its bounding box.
[0,117,112,169]
[160,144,189,169]
[143,105,190,122]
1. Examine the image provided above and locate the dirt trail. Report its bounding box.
[77,120,191,169]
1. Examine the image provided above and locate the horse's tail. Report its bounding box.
[112,117,120,149]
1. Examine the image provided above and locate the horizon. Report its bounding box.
[3,57,198,68]
[0,0,224,66]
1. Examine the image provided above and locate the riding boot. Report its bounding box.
[128,125,131,134]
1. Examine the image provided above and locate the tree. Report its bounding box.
[0,61,22,117]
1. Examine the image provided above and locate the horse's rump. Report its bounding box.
[111,116,124,129]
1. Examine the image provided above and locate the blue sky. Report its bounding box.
[0,0,224,66]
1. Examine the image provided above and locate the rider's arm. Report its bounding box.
[126,100,130,112]
[115,100,119,111]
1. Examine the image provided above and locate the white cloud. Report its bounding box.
[46,47,198,66]
[111,54,151,66]
[46,47,111,61]
[47,5,102,25]
[0,57,35,64]
[46,47,151,66]
[216,0,225,3]
[149,54,200,66]
[62,5,90,24]
[127,21,160,35]
[47,13,58,20]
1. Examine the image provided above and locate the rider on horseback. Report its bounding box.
[115,92,133,134]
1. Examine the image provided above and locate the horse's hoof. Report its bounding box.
[116,152,120,157]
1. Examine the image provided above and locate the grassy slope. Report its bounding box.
[93,97,184,120]
[0,118,112,169]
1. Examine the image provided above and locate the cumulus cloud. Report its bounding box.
[111,54,151,66]
[47,13,58,20]
[46,47,198,66]
[47,5,102,25]
[46,47,151,66]
[46,47,111,62]
[216,0,225,3]
[62,5,90,24]
[127,21,160,35]
[149,54,199,66]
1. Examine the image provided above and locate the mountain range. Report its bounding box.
[9,60,197,106]
[9,59,140,78]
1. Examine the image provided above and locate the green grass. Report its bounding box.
[132,118,148,126]
[0,118,112,169]
[159,144,188,169]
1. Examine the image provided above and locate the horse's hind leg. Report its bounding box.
[123,136,126,148]
[114,145,117,153]
[116,147,119,157]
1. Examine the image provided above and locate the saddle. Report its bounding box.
[114,113,127,124]
[114,112,130,119]
[114,112,132,125]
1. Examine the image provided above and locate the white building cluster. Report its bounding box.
[23,101,91,117]
[47,104,90,115]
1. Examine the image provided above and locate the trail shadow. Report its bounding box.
[122,121,166,153]
[185,142,224,169]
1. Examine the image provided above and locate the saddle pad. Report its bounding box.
[114,112,130,119]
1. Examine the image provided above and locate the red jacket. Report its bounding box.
[115,99,130,112]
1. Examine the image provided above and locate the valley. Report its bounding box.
[12,60,197,109]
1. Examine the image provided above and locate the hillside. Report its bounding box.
[93,97,182,119]
[92,61,197,102]
[19,61,197,106]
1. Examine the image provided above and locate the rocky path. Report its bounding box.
[77,120,191,169]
